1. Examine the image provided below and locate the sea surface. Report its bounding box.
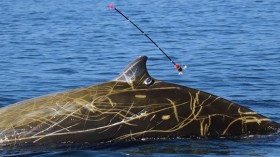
[0,0,280,156]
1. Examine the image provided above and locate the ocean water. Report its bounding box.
[0,0,280,156]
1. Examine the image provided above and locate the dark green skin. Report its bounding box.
[0,56,279,149]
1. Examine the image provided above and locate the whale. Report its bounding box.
[0,56,279,150]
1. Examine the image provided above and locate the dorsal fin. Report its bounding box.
[114,56,152,83]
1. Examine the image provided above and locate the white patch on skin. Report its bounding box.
[162,115,170,120]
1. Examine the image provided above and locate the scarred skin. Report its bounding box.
[0,56,279,150]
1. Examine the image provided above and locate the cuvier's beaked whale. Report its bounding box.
[0,56,279,150]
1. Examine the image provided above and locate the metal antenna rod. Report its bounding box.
[109,4,186,74]
[114,8,175,65]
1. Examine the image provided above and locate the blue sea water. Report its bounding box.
[0,0,280,156]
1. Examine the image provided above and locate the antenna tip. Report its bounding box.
[109,4,115,10]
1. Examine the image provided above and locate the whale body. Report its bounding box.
[0,56,279,150]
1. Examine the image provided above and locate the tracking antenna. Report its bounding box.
[109,4,187,75]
